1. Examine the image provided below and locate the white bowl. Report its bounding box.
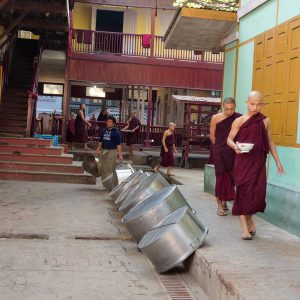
[236,142,254,152]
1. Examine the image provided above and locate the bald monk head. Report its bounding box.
[223,97,236,117]
[247,91,264,114]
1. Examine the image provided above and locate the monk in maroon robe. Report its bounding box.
[155,122,178,176]
[122,112,141,155]
[227,91,284,240]
[210,98,241,216]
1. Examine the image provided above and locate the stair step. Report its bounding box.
[0,137,53,147]
[0,119,27,126]
[0,145,63,155]
[1,96,28,103]
[1,102,28,109]
[0,107,28,114]
[0,170,96,184]
[0,153,73,164]
[0,126,26,133]
[3,89,28,97]
[0,161,83,174]
[2,113,27,121]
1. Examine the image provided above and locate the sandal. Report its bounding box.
[217,210,227,216]
[249,230,256,236]
[241,234,252,240]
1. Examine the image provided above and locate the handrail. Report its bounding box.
[26,44,43,137]
[71,29,224,63]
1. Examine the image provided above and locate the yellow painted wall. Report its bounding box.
[72,2,174,35]
[73,3,92,29]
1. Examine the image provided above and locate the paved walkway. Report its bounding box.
[167,168,300,300]
[0,179,206,300]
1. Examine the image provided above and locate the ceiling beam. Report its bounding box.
[19,19,68,31]
[76,0,176,9]
[0,9,28,41]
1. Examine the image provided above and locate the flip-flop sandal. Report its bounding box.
[167,174,175,176]
[241,235,252,240]
[217,210,227,216]
[250,230,256,236]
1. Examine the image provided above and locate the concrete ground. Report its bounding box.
[0,179,206,300]
[1,168,300,300]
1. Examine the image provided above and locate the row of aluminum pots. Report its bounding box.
[108,169,209,273]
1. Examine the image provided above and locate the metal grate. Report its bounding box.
[157,273,195,300]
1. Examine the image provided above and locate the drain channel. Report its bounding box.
[0,233,49,240]
[158,273,195,300]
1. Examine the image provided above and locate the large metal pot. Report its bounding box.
[102,172,115,191]
[109,170,144,201]
[119,173,169,214]
[112,163,134,186]
[115,172,151,208]
[122,185,193,242]
[82,154,99,177]
[138,206,208,273]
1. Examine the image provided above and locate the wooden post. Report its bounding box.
[145,87,152,147]
[61,57,70,143]
[150,8,156,57]
[137,85,141,119]
[141,86,145,124]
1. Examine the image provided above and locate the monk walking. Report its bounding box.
[210,98,241,216]
[122,111,141,155]
[155,122,178,176]
[227,91,284,240]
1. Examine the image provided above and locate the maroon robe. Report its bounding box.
[232,113,269,215]
[160,133,175,167]
[126,116,141,146]
[214,112,241,201]
[73,110,88,143]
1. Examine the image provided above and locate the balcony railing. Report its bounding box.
[84,121,210,152]
[71,29,224,63]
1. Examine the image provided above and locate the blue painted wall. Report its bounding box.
[239,0,277,43]
[222,49,236,100]
[235,42,254,114]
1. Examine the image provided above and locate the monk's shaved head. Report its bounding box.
[248,91,264,102]
[223,97,236,106]
[247,91,264,113]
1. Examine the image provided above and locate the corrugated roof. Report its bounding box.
[172,95,221,103]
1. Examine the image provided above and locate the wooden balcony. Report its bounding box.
[71,29,224,63]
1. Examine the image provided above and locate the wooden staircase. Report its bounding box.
[0,137,96,184]
[0,38,40,136]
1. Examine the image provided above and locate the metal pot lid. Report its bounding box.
[158,206,188,227]
[115,172,151,206]
[122,185,177,223]
[118,173,169,212]
[125,170,143,182]
[138,223,176,249]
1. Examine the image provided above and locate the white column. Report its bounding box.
[141,86,146,124]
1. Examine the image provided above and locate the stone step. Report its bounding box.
[0,145,63,156]
[0,153,73,164]
[0,170,96,184]
[0,137,53,147]
[0,161,83,174]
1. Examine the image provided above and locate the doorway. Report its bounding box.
[96,10,124,54]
